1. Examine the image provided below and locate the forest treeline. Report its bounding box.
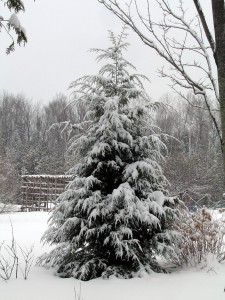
[0,91,223,206]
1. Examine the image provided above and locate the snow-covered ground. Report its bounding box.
[1,212,225,300]
[0,203,22,213]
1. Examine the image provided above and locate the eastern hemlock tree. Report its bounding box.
[0,0,27,54]
[40,30,181,280]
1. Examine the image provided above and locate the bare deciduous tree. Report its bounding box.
[98,0,225,180]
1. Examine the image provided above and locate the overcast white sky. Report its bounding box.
[0,0,213,104]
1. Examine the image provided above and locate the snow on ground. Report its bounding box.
[0,203,22,213]
[1,212,225,300]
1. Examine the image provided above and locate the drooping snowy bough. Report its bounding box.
[39,30,181,280]
[0,0,27,54]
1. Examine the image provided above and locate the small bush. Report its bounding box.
[170,208,225,267]
[0,220,34,281]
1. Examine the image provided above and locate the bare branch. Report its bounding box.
[98,0,220,143]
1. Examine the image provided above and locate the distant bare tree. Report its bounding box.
[155,93,223,205]
[0,91,91,204]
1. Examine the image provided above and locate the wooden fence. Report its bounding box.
[21,175,74,211]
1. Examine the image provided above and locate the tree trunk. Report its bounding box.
[211,0,225,183]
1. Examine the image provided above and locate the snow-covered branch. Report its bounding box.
[0,1,27,54]
[98,0,220,140]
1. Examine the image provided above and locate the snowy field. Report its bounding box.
[1,212,225,300]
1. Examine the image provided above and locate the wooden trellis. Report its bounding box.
[21,175,74,211]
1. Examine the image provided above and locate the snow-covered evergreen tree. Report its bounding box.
[40,30,181,280]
